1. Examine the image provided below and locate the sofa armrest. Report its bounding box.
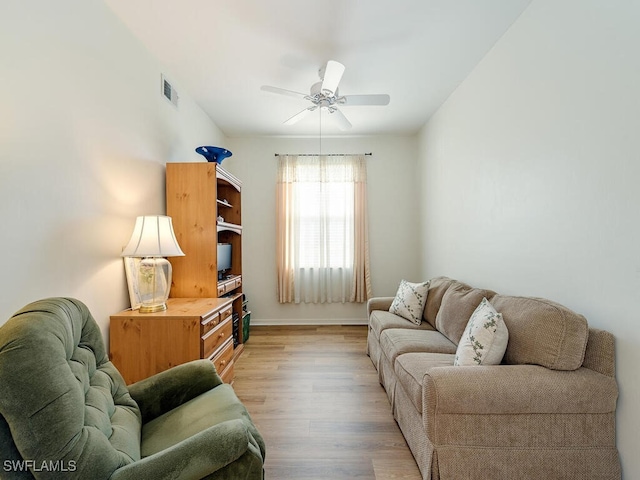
[110,419,261,480]
[128,359,223,423]
[423,365,618,417]
[367,297,395,318]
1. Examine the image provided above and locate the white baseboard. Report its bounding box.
[249,317,368,326]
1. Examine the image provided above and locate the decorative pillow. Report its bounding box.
[389,279,430,325]
[455,297,509,366]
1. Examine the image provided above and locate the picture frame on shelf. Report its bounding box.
[123,257,142,310]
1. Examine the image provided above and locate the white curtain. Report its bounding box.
[276,154,372,304]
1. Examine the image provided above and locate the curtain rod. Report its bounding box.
[274,153,372,157]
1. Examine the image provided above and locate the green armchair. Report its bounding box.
[0,298,265,479]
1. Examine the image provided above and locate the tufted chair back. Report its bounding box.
[0,298,141,479]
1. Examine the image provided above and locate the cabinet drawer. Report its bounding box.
[217,275,242,296]
[219,305,232,323]
[201,312,221,337]
[202,320,232,359]
[210,338,234,376]
[219,282,231,295]
[219,361,234,384]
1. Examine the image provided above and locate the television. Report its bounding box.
[217,243,232,278]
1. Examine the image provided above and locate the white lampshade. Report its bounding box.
[121,215,184,313]
[122,215,184,258]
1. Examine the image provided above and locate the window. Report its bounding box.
[276,154,371,304]
[296,176,354,268]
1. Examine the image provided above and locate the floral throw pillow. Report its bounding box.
[455,297,509,366]
[389,279,430,325]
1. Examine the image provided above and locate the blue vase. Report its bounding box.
[195,146,233,164]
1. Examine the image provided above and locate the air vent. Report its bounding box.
[161,74,179,107]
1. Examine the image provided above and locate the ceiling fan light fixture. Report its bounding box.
[261,59,390,129]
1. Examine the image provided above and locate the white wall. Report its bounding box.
[225,135,420,324]
[0,0,224,340]
[418,0,640,475]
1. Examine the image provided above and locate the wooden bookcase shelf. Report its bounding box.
[165,162,245,375]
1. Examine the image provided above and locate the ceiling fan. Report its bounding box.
[261,60,390,130]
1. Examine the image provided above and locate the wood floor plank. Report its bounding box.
[233,325,421,480]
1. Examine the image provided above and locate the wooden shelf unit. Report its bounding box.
[166,162,245,369]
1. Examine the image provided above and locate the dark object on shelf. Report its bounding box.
[242,294,250,343]
[196,146,233,164]
[243,311,251,343]
[232,312,240,347]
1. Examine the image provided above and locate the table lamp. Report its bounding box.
[122,215,185,313]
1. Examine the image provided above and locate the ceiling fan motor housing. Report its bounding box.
[310,82,339,108]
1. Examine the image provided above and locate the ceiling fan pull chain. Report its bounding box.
[319,106,322,155]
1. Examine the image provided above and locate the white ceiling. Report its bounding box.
[104,0,532,137]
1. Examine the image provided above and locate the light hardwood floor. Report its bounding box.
[232,325,422,480]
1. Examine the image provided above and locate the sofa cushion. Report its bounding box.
[389,279,430,324]
[423,276,456,328]
[395,352,455,413]
[369,310,435,340]
[455,298,509,366]
[491,295,588,370]
[380,328,457,363]
[435,283,496,345]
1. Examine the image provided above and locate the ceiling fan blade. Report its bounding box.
[339,94,390,106]
[261,85,309,100]
[321,60,345,96]
[284,106,318,125]
[329,108,352,131]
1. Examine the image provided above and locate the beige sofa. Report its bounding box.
[367,276,621,480]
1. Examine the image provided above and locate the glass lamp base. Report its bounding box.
[137,257,172,314]
[139,302,167,313]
